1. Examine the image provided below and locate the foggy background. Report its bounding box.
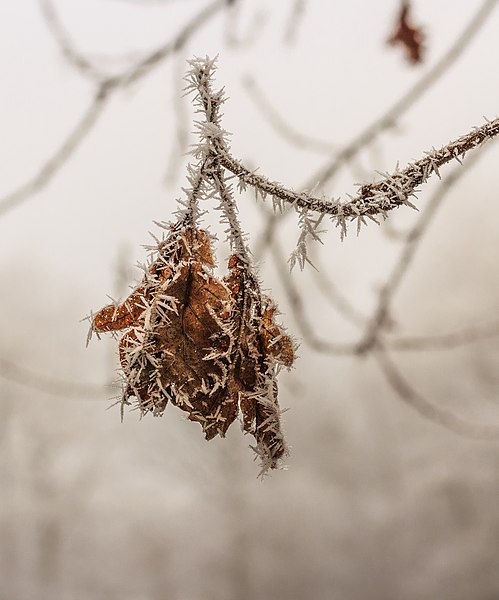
[1,1,499,599]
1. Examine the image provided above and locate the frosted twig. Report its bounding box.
[220,116,499,220]
[315,0,498,187]
[211,167,251,262]
[247,0,498,260]
[187,56,499,368]
[288,209,326,270]
[178,156,212,226]
[375,346,499,440]
[187,56,252,264]
[356,144,492,354]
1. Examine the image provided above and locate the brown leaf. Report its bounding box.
[224,255,294,472]
[94,226,233,426]
[93,226,294,474]
[387,0,425,65]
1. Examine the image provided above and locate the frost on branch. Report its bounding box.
[92,222,294,476]
[91,55,498,476]
[92,57,295,476]
[289,209,326,270]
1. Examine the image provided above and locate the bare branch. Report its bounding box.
[0,357,107,399]
[41,0,228,86]
[270,237,356,356]
[39,0,110,83]
[164,56,189,185]
[389,320,499,351]
[375,346,499,440]
[306,248,368,327]
[243,76,338,154]
[283,0,307,45]
[110,0,227,88]
[0,85,110,217]
[224,1,266,48]
[2,1,228,218]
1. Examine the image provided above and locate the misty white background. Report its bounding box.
[1,1,499,599]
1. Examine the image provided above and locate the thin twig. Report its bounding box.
[212,166,252,262]
[306,246,368,326]
[164,56,189,185]
[270,236,356,356]
[1,1,227,218]
[40,0,227,86]
[243,76,338,155]
[224,1,266,48]
[220,116,499,220]
[110,0,227,88]
[0,357,107,399]
[375,346,499,440]
[39,0,110,83]
[389,320,499,351]
[283,0,306,45]
[179,156,212,226]
[0,85,111,217]
[188,57,253,262]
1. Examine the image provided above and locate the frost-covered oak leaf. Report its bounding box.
[92,224,294,473]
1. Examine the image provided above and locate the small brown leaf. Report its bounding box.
[387,0,425,65]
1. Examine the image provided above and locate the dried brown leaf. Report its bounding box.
[93,225,294,473]
[387,0,425,64]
